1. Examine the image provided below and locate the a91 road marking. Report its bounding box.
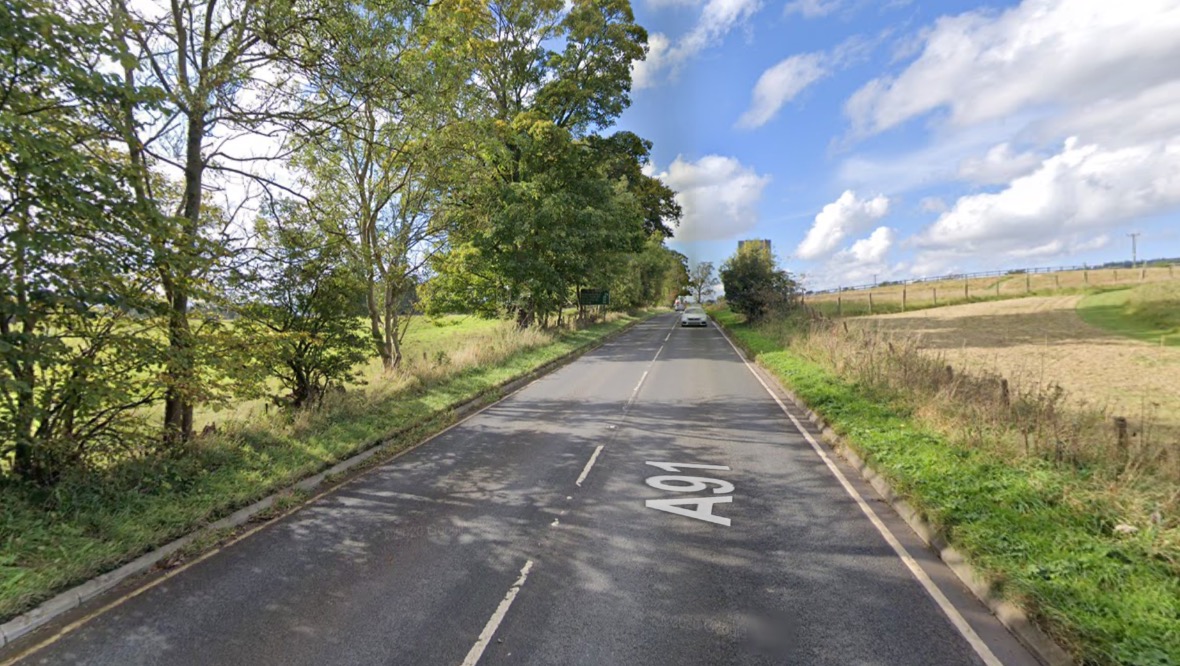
[643,461,733,527]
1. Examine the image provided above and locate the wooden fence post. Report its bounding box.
[964,278,969,301]
[1141,267,1147,281]
[868,292,874,315]
[1054,273,1059,290]
[1000,378,1010,408]
[837,295,842,317]
[902,286,907,312]
[933,287,938,305]
[995,280,1000,297]
[1025,273,1031,293]
[1114,416,1129,454]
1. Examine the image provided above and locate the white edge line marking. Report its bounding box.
[713,324,1004,666]
[460,560,535,666]
[575,445,605,487]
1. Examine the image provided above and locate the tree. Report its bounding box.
[586,132,681,238]
[426,0,652,327]
[435,115,648,326]
[719,244,798,322]
[610,237,689,308]
[102,0,320,444]
[294,0,470,369]
[687,261,715,303]
[1,0,163,482]
[234,203,370,408]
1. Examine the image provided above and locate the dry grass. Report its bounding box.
[856,295,1180,479]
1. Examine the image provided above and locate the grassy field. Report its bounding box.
[803,265,1179,317]
[0,311,652,623]
[193,315,516,429]
[712,307,1179,666]
[1078,282,1180,347]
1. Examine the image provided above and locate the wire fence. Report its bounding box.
[799,263,1179,317]
[805,261,1179,295]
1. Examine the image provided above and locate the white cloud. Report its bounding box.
[916,137,1180,255]
[1043,79,1180,148]
[632,33,672,90]
[956,143,1042,185]
[655,156,772,242]
[632,0,762,89]
[736,53,827,129]
[919,197,946,213]
[736,35,880,130]
[796,190,889,260]
[846,226,894,263]
[784,0,840,18]
[846,0,1180,137]
[836,113,1045,192]
[805,227,897,288]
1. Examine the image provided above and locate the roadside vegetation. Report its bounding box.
[711,293,1179,663]
[2,0,690,624]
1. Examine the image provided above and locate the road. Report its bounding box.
[3,313,1040,665]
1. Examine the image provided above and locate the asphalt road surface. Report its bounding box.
[4,313,1041,666]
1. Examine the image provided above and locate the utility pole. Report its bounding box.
[1128,232,1141,268]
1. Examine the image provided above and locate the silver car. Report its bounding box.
[680,306,707,327]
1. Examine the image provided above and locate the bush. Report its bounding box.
[719,243,798,322]
[233,204,371,408]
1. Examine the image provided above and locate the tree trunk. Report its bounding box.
[365,277,392,370]
[163,112,205,446]
[383,278,400,369]
[10,194,41,480]
[162,294,193,445]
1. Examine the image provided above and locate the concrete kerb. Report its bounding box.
[0,312,657,649]
[714,319,1074,666]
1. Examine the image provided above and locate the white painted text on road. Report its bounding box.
[643,461,733,527]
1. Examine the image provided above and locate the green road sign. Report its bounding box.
[578,289,610,306]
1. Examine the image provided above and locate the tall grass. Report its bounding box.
[1126,280,1180,330]
[771,317,1179,487]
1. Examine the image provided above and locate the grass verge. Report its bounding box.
[0,311,653,623]
[712,307,1179,666]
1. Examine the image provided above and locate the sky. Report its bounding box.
[617,0,1180,290]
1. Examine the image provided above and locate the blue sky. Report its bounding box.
[616,0,1180,290]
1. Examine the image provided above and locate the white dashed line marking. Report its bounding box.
[460,560,535,666]
[575,445,605,487]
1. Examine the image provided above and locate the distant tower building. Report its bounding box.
[738,239,771,255]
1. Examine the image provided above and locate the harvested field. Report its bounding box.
[861,295,1180,460]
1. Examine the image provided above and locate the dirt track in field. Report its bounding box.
[861,296,1180,437]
